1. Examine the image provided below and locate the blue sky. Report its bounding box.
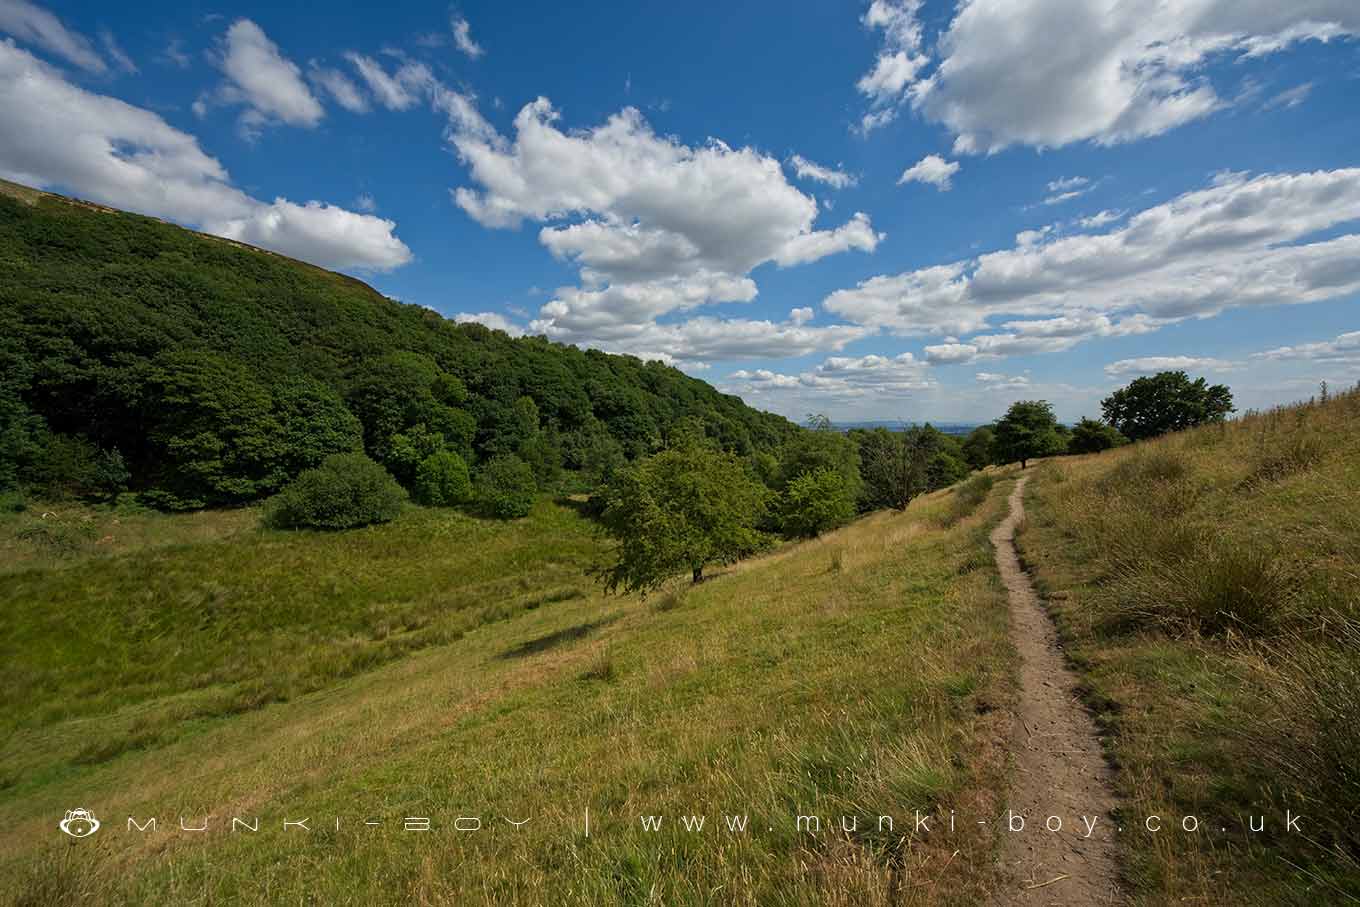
[2,1,1358,423]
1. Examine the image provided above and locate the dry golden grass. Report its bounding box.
[2,477,1019,905]
[1018,386,1360,905]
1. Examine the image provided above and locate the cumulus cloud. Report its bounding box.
[1077,209,1124,229]
[976,371,1032,389]
[210,20,324,137]
[726,351,934,403]
[787,154,856,189]
[451,16,484,59]
[856,0,928,132]
[898,154,958,190]
[0,0,104,72]
[1253,330,1360,364]
[444,96,881,361]
[345,52,433,112]
[1104,356,1237,377]
[856,0,1360,152]
[0,40,411,272]
[826,169,1360,359]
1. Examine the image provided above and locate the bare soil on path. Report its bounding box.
[988,476,1123,905]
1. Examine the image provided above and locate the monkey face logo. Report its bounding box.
[59,808,100,838]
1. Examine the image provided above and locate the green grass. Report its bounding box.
[1017,388,1360,905]
[1,482,1018,905]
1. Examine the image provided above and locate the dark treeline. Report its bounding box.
[0,189,799,509]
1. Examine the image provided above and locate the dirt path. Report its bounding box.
[988,476,1123,905]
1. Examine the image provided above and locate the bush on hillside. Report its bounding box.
[474,455,538,519]
[778,468,857,538]
[264,453,406,529]
[414,450,473,506]
[1068,417,1127,454]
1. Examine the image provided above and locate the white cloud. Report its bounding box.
[453,311,523,336]
[451,16,484,59]
[354,192,376,212]
[213,20,324,135]
[857,0,1360,152]
[443,97,881,361]
[1042,176,1096,205]
[0,40,411,272]
[826,169,1360,358]
[856,0,929,131]
[344,52,432,112]
[1253,330,1360,364]
[98,29,136,74]
[1263,82,1314,111]
[160,38,190,69]
[787,154,856,189]
[310,62,369,113]
[725,351,934,403]
[976,371,1031,389]
[1077,209,1124,229]
[898,154,959,190]
[1104,356,1237,377]
[0,0,104,72]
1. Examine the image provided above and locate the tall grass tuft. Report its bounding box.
[939,472,995,527]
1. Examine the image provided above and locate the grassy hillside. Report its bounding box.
[1018,387,1360,904]
[0,180,796,506]
[1,477,1016,905]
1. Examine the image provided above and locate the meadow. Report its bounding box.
[1,477,1016,905]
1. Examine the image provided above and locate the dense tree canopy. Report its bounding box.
[1068,417,1128,454]
[0,190,797,501]
[994,401,1064,468]
[1101,371,1234,441]
[596,435,770,593]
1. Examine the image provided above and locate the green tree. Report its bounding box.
[274,377,364,474]
[1068,417,1128,454]
[961,426,995,470]
[777,467,856,538]
[855,428,928,511]
[264,452,406,529]
[994,400,1064,468]
[148,351,286,505]
[414,450,473,506]
[596,436,770,592]
[475,454,538,519]
[778,414,862,499]
[1101,371,1234,441]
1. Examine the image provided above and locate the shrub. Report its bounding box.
[475,455,538,519]
[1068,418,1128,454]
[778,468,857,538]
[264,452,406,530]
[414,450,472,506]
[941,472,994,527]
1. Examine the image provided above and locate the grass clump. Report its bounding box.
[264,452,406,530]
[939,472,994,527]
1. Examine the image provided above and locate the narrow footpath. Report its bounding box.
[989,476,1123,905]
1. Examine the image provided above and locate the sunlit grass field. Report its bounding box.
[1,478,1016,905]
[1018,388,1360,905]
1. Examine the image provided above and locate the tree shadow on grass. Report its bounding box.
[496,614,620,660]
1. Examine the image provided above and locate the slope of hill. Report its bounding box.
[1018,388,1360,904]
[0,180,797,506]
[0,470,1017,905]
